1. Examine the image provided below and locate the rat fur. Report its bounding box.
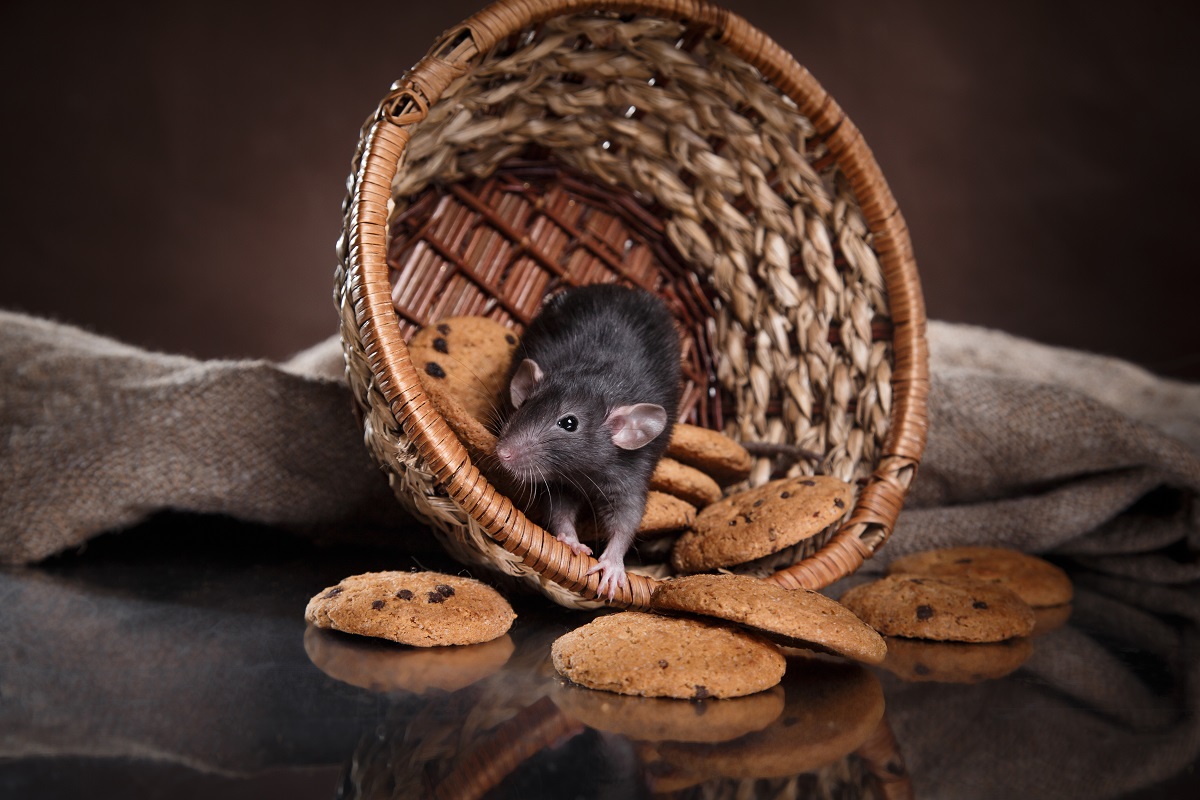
[493,284,681,600]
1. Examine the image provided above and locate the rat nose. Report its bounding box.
[496,443,513,463]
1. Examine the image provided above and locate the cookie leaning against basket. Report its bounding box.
[335,0,929,608]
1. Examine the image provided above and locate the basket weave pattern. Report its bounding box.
[335,0,928,608]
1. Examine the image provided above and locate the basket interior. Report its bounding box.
[383,13,897,487]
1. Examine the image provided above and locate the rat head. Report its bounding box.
[494,358,668,484]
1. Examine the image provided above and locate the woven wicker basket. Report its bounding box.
[335,0,928,609]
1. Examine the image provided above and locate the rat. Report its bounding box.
[492,283,681,600]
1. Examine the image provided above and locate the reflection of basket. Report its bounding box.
[335,0,929,608]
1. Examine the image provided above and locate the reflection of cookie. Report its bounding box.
[666,423,753,485]
[840,575,1035,643]
[887,546,1073,608]
[305,571,516,646]
[655,657,885,779]
[671,475,855,573]
[650,458,722,508]
[550,611,785,699]
[552,682,784,743]
[881,635,1032,683]
[641,753,708,794]
[651,574,885,665]
[304,625,514,693]
[408,316,517,426]
[1032,603,1073,636]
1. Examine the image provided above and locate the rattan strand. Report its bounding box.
[335,0,928,607]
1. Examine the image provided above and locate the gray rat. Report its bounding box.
[493,284,681,600]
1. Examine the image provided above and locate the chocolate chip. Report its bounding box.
[433,337,449,353]
[437,323,451,335]
[658,660,669,669]
[780,491,791,498]
[371,600,385,610]
[692,701,709,716]
[916,604,934,620]
[955,558,974,564]
[692,685,710,700]
[427,591,446,603]
[973,601,989,609]
[909,578,925,585]
[424,362,446,379]
[728,519,737,526]
[323,587,343,599]
[435,584,455,598]
[396,589,414,600]
[914,663,931,676]
[800,479,816,486]
[834,498,845,509]
[505,334,517,345]
[753,498,764,507]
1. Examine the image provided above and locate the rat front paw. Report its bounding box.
[554,532,593,557]
[587,555,628,601]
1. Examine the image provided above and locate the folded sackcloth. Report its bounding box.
[2,309,1198,582]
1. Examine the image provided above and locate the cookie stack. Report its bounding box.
[841,546,1074,682]
[551,573,885,700]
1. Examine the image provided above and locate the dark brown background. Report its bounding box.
[3,0,1198,379]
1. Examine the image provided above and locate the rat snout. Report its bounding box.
[494,433,543,480]
[494,438,529,473]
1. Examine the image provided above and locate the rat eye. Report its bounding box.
[557,415,578,432]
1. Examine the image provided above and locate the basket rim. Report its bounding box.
[337,0,930,606]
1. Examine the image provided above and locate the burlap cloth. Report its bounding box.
[2,309,1198,582]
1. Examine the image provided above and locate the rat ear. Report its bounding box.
[509,359,544,409]
[607,404,668,450]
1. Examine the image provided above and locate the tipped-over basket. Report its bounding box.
[335,0,929,609]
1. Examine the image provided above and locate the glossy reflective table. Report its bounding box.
[2,515,1197,799]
